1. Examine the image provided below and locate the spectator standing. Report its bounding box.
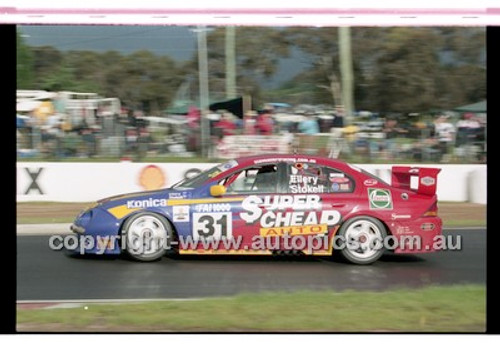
[255,109,274,135]
[434,113,455,161]
[136,126,150,161]
[214,112,237,138]
[332,113,344,128]
[382,118,407,159]
[298,112,320,134]
[243,110,258,135]
[125,127,138,153]
[456,112,481,147]
[187,106,201,129]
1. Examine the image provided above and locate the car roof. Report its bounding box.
[232,154,352,169]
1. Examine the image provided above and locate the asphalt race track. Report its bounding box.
[17,229,486,301]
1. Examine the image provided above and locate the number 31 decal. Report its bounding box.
[193,212,233,240]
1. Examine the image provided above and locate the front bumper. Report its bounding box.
[68,207,123,255]
[70,224,85,234]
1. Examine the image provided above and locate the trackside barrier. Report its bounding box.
[16,162,486,204]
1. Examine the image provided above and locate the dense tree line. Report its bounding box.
[16,27,485,114]
[280,27,485,112]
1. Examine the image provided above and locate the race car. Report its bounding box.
[70,154,442,265]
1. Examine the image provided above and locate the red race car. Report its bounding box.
[71,154,442,265]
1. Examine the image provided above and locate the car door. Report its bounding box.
[282,160,356,253]
[187,162,287,252]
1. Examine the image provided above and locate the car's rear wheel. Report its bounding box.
[122,212,171,262]
[337,216,387,265]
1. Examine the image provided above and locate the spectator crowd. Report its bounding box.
[17,102,486,163]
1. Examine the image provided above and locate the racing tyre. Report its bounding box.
[122,212,172,262]
[336,216,387,265]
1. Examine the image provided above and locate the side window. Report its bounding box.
[324,167,354,193]
[221,164,278,194]
[287,163,354,194]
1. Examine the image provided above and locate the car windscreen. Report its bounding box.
[171,160,239,189]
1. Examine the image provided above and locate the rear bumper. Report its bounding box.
[389,217,443,254]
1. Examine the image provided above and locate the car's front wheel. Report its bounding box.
[122,212,171,262]
[337,216,387,265]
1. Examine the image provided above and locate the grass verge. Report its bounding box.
[438,202,486,228]
[17,285,485,332]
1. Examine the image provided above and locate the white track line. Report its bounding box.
[17,298,204,304]
[443,227,486,230]
[17,223,72,236]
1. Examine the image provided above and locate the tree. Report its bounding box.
[182,27,291,104]
[369,28,442,113]
[20,43,184,114]
[16,31,34,89]
[64,50,105,93]
[31,46,64,89]
[111,50,183,113]
[277,27,485,113]
[283,28,341,104]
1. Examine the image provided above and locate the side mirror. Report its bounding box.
[210,185,226,197]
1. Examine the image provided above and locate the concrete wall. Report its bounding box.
[16,162,486,204]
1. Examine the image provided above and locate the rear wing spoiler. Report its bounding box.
[391,166,441,196]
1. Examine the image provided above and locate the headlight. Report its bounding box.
[77,210,93,227]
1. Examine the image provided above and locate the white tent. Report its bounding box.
[16,100,42,112]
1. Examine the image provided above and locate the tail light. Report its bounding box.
[423,201,438,217]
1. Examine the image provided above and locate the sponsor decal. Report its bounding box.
[420,176,436,186]
[240,195,341,228]
[169,192,185,199]
[194,203,232,213]
[331,183,340,192]
[330,177,350,184]
[126,198,168,209]
[254,157,317,164]
[421,223,435,231]
[340,184,350,191]
[183,168,202,180]
[289,175,318,185]
[391,214,412,220]
[260,224,328,237]
[139,165,166,191]
[329,172,345,180]
[218,160,239,171]
[24,167,44,195]
[173,205,190,222]
[363,179,378,186]
[289,175,326,193]
[396,226,414,235]
[289,184,326,193]
[208,170,222,178]
[368,188,393,210]
[193,212,232,240]
[167,197,244,206]
[290,184,325,194]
